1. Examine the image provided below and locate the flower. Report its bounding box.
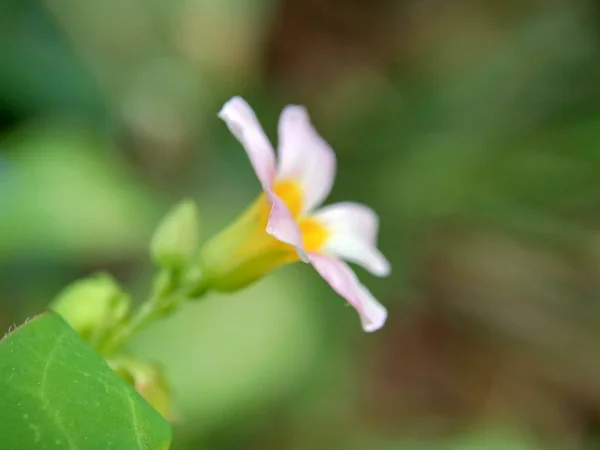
[214,96,391,332]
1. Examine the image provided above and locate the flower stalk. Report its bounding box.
[99,268,209,356]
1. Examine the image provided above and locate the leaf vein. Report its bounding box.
[39,330,77,449]
[126,385,147,449]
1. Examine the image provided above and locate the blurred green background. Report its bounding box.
[3,0,600,448]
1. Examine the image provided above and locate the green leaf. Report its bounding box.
[0,312,171,449]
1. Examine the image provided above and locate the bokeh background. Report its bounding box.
[3,0,600,448]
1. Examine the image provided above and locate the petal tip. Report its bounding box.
[281,104,309,121]
[218,96,241,118]
[362,307,387,332]
[374,258,392,277]
[357,283,388,332]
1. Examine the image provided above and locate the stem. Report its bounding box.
[99,299,159,356]
[99,269,209,356]
[101,300,161,355]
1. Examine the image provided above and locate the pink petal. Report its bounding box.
[311,202,391,277]
[277,105,336,213]
[266,191,309,262]
[219,97,276,190]
[308,253,387,332]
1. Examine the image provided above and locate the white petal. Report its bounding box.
[277,105,336,213]
[266,191,309,262]
[219,97,276,190]
[308,253,387,332]
[311,202,391,277]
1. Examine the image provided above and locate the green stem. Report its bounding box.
[99,269,209,356]
[101,300,161,355]
[100,298,160,356]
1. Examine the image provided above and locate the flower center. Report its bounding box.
[273,179,303,218]
[271,179,329,253]
[298,217,329,253]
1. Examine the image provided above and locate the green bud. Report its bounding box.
[109,357,174,421]
[50,273,130,343]
[151,198,201,270]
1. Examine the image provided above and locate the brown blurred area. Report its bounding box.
[264,0,547,102]
[260,0,600,448]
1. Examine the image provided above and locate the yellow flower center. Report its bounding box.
[297,217,329,253]
[272,180,303,218]
[271,179,329,253]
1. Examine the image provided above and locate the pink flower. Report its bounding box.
[218,97,390,332]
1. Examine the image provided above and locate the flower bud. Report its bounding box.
[50,273,130,342]
[150,199,201,270]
